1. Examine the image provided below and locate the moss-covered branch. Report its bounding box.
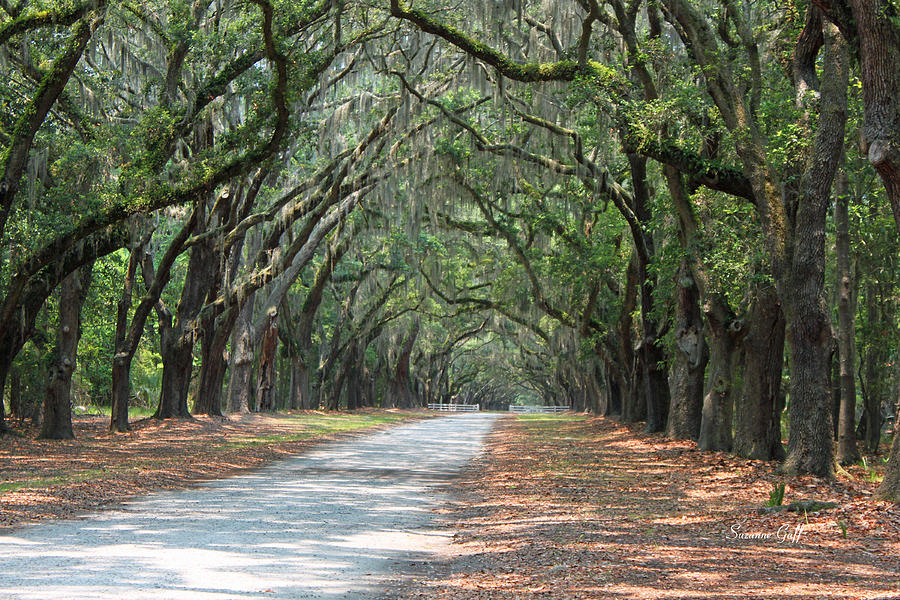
[0,4,105,242]
[8,0,338,293]
[389,0,614,84]
[637,139,755,202]
[0,1,91,46]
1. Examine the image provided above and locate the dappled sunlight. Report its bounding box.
[0,414,499,599]
[383,416,900,600]
[0,411,428,528]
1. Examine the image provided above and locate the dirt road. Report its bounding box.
[0,413,499,599]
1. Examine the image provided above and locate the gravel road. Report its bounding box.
[0,413,499,599]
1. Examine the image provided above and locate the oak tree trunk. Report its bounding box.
[614,256,639,421]
[835,170,860,464]
[110,246,141,432]
[8,368,21,425]
[667,262,707,440]
[290,359,312,410]
[40,264,92,439]
[877,428,900,502]
[391,319,420,409]
[603,366,622,416]
[227,296,255,414]
[699,296,743,452]
[734,285,786,460]
[155,198,221,419]
[192,317,231,416]
[845,0,900,232]
[876,349,900,501]
[628,155,670,433]
[156,325,194,419]
[255,310,279,411]
[191,270,230,416]
[781,22,848,477]
[623,354,647,423]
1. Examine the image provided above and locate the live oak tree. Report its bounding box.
[386,0,854,479]
[2,0,899,501]
[0,0,322,429]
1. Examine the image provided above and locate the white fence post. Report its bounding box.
[508,405,572,414]
[426,403,480,412]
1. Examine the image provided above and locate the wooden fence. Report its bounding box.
[508,405,571,414]
[426,403,480,412]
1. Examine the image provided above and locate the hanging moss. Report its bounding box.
[391,0,620,87]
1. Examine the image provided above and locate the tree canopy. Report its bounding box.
[1,0,899,500]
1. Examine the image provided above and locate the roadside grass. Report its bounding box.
[225,412,415,447]
[514,413,588,422]
[0,468,126,494]
[0,409,426,528]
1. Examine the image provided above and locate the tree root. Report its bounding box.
[757,500,839,515]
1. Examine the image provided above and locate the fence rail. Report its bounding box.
[508,405,571,414]
[426,403,480,412]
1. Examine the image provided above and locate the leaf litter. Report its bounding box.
[383,415,900,600]
[0,410,422,530]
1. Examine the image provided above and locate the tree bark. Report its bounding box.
[156,311,194,419]
[834,169,860,464]
[860,298,887,454]
[191,253,239,417]
[734,285,786,460]
[627,154,670,433]
[290,358,312,410]
[191,284,227,416]
[39,264,93,440]
[876,346,900,501]
[346,351,362,410]
[603,365,622,416]
[156,254,208,418]
[155,194,228,418]
[227,295,256,413]
[0,226,128,433]
[391,319,420,409]
[830,345,841,440]
[877,426,900,502]
[699,296,743,452]
[658,0,847,477]
[255,309,279,411]
[108,207,201,428]
[667,261,707,440]
[616,255,640,422]
[8,368,21,425]
[292,239,349,409]
[820,0,900,232]
[110,245,142,432]
[192,171,265,416]
[192,317,231,416]
[781,22,848,477]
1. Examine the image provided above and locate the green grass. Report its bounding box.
[224,413,416,448]
[515,414,588,422]
[73,405,157,419]
[0,468,117,494]
[1,412,420,496]
[858,456,886,483]
[766,482,786,506]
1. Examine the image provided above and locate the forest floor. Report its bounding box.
[0,409,425,530]
[387,415,900,600]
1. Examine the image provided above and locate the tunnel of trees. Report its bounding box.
[0,0,898,500]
